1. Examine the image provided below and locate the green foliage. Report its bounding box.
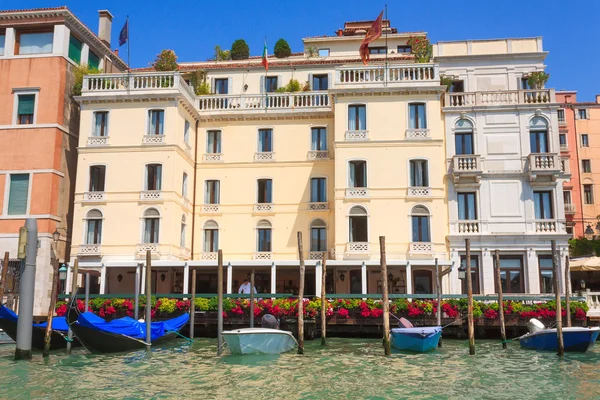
[150,49,179,71]
[90,297,106,311]
[72,64,102,96]
[230,39,250,60]
[274,38,292,58]
[194,297,209,311]
[528,71,550,89]
[306,46,317,57]
[569,237,600,257]
[407,36,432,63]
[213,45,231,61]
[207,297,234,312]
[189,70,210,95]
[275,78,302,93]
[157,298,176,313]
[440,75,454,91]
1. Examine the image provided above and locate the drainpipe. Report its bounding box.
[566,102,585,234]
[190,120,200,260]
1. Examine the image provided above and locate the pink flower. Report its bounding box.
[337,308,349,318]
[370,309,383,318]
[98,308,105,318]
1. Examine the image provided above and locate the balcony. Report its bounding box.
[560,156,571,174]
[180,247,191,259]
[140,190,162,201]
[405,129,430,140]
[560,144,569,152]
[336,64,439,88]
[407,187,431,198]
[255,152,275,161]
[344,242,370,260]
[137,243,159,257]
[143,135,165,145]
[444,89,555,109]
[198,92,332,115]
[253,252,272,260]
[527,153,562,182]
[309,251,326,260]
[307,150,330,160]
[452,155,482,184]
[309,202,329,211]
[87,136,109,146]
[457,221,480,234]
[558,118,567,127]
[254,203,274,213]
[345,187,369,199]
[535,220,558,233]
[409,242,434,254]
[83,192,106,203]
[202,204,221,214]
[565,203,576,215]
[201,252,218,260]
[345,130,369,141]
[78,244,101,256]
[203,153,222,162]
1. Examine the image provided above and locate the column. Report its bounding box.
[81,43,90,65]
[315,262,322,298]
[183,263,190,295]
[52,24,70,58]
[481,251,495,295]
[141,264,146,295]
[99,264,106,294]
[526,250,540,294]
[226,262,232,294]
[361,261,367,295]
[4,28,15,57]
[65,264,72,295]
[406,262,412,294]
[271,262,276,294]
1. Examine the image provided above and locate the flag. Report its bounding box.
[118,18,128,47]
[261,41,268,71]
[359,11,384,65]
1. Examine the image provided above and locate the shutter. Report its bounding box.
[7,174,29,215]
[327,72,332,90]
[260,76,264,94]
[277,75,283,90]
[68,34,82,64]
[88,51,100,70]
[210,78,215,94]
[227,77,232,94]
[17,95,35,115]
[308,73,313,90]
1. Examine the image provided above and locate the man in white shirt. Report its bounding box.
[238,278,257,294]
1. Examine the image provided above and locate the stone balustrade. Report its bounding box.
[198,92,331,113]
[202,204,220,213]
[336,64,439,86]
[307,150,330,160]
[309,251,326,260]
[254,152,275,161]
[203,153,222,162]
[253,252,272,260]
[346,242,369,252]
[529,153,560,173]
[458,221,480,233]
[309,202,329,211]
[140,190,162,201]
[535,220,557,233]
[564,203,576,214]
[201,252,218,260]
[444,89,555,108]
[410,242,434,254]
[407,187,431,197]
[345,188,369,198]
[143,135,165,145]
[83,192,106,202]
[584,291,600,317]
[405,129,430,140]
[345,130,369,141]
[87,136,109,146]
[254,203,274,213]
[78,244,101,255]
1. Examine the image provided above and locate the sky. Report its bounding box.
[4,0,600,100]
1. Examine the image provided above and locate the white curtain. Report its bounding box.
[19,32,53,54]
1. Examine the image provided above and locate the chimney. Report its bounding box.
[596,94,600,104]
[98,10,114,47]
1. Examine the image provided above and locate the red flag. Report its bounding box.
[359,11,384,65]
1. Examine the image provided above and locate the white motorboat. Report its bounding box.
[221,327,297,355]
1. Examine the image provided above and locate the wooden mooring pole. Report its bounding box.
[494,250,507,349]
[250,269,255,328]
[435,258,442,348]
[217,249,223,355]
[565,256,572,327]
[66,258,78,355]
[0,252,9,303]
[380,236,391,356]
[190,268,196,339]
[465,239,475,355]
[145,250,152,352]
[297,232,305,355]
[552,240,564,356]
[43,254,60,357]
[321,254,327,346]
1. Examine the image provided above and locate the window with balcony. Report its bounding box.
[409,160,429,187]
[207,130,222,153]
[582,159,592,173]
[184,120,190,145]
[559,134,567,148]
[310,219,327,252]
[88,51,100,70]
[257,220,272,252]
[348,160,367,188]
[534,191,553,219]
[182,172,188,198]
[455,119,474,154]
[16,30,53,54]
[348,105,366,131]
[16,93,35,125]
[312,74,328,90]
[411,205,431,242]
[142,208,160,244]
[408,103,427,129]
[148,110,164,135]
[581,134,590,147]
[7,173,30,215]
[318,48,329,57]
[205,180,220,204]
[145,164,162,190]
[180,215,186,247]
[89,165,106,192]
[68,34,82,64]
[460,255,480,294]
[584,184,594,204]
[264,76,278,93]
[257,179,273,203]
[214,78,228,94]
[397,45,411,53]
[578,109,588,120]
[349,206,368,243]
[93,111,108,137]
[311,178,326,202]
[557,109,565,123]
[203,220,219,252]
[529,117,549,153]
[539,255,554,294]
[458,192,477,220]
[497,256,523,293]
[449,80,464,93]
[311,127,327,151]
[369,46,387,54]
[85,209,103,245]
[258,128,273,152]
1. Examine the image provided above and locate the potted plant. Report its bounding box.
[527,71,549,89]
[407,36,432,63]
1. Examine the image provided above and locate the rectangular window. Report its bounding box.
[348,160,367,187]
[257,179,272,203]
[144,218,160,244]
[312,74,328,90]
[369,46,387,54]
[584,184,594,204]
[311,226,327,252]
[88,51,100,70]
[0,32,5,56]
[146,164,162,191]
[184,120,190,144]
[411,216,430,242]
[449,80,464,93]
[265,76,278,93]
[318,48,329,57]
[455,132,473,155]
[89,165,106,192]
[578,109,588,120]
[311,127,327,151]
[539,255,554,294]
[409,160,429,187]
[86,219,102,245]
[460,255,480,294]
[534,191,553,219]
[93,111,108,136]
[520,78,529,90]
[458,192,477,220]
[205,180,220,204]
[559,134,567,146]
[310,178,326,202]
[557,109,565,123]
[17,94,35,125]
[530,130,549,153]
[582,159,592,173]
[182,173,188,198]
[581,134,589,147]
[17,31,53,54]
[68,34,82,64]
[498,256,523,294]
[397,45,411,53]
[206,130,221,153]
[204,229,219,252]
[214,78,228,94]
[7,174,30,215]
[258,128,273,152]
[348,105,366,130]
[408,103,427,129]
[148,110,164,135]
[258,228,272,252]
[563,190,572,205]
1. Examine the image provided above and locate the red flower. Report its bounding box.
[337,308,349,318]
[55,304,67,317]
[575,308,586,320]
[98,308,105,318]
[484,309,498,319]
[370,309,383,318]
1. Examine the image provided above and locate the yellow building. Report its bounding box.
[69,20,451,296]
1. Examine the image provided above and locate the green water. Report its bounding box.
[0,339,599,399]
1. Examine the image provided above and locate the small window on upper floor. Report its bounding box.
[312,74,328,90]
[578,109,588,120]
[93,111,108,137]
[205,180,220,204]
[581,134,589,147]
[348,160,367,188]
[520,77,529,90]
[310,178,326,203]
[182,172,188,198]
[88,51,100,70]
[16,30,53,55]
[529,117,549,153]
[557,109,565,123]
[258,128,273,152]
[397,45,411,53]
[184,120,190,145]
[16,93,35,125]
[214,78,228,94]
[534,191,554,219]
[207,130,221,153]
[68,34,82,64]
[559,134,567,147]
[409,160,429,187]
[584,184,594,204]
[0,31,5,56]
[311,127,327,151]
[265,76,278,93]
[148,110,164,135]
[369,46,387,54]
[257,179,273,203]
[348,104,366,131]
[408,103,427,129]
[455,119,474,155]
[145,164,162,191]
[89,165,106,192]
[7,173,30,215]
[458,192,477,221]
[582,160,592,173]
[318,48,329,57]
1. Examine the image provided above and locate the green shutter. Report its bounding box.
[7,174,30,215]
[17,95,35,115]
[68,34,82,64]
[88,51,100,69]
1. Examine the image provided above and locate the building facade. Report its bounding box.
[0,7,126,314]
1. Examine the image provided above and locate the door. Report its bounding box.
[350,270,362,294]
[412,270,433,294]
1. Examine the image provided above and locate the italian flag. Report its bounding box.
[261,41,268,71]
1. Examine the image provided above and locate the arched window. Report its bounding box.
[409,159,429,187]
[143,208,160,244]
[455,119,474,155]
[529,117,549,153]
[310,219,327,252]
[203,220,219,252]
[257,220,272,252]
[180,215,186,248]
[349,206,368,242]
[85,209,103,245]
[411,205,430,242]
[182,172,188,198]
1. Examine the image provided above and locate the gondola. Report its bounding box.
[67,300,190,354]
[0,304,80,350]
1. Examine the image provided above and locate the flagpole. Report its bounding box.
[127,16,130,72]
[384,5,388,88]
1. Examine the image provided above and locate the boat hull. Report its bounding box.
[519,327,600,352]
[390,327,442,352]
[0,318,79,350]
[71,323,178,353]
[222,328,297,355]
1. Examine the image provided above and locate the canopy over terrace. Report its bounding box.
[570,257,600,271]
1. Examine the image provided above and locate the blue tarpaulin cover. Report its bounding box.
[0,305,69,332]
[76,312,189,341]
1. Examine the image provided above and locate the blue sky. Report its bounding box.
[5,0,600,100]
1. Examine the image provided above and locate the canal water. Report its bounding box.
[0,339,598,399]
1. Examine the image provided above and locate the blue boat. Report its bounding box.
[519,318,600,353]
[390,318,442,352]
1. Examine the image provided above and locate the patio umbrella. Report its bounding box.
[569,257,600,272]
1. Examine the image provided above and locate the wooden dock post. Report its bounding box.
[565,256,571,327]
[66,258,78,354]
[145,250,152,352]
[321,254,327,346]
[250,269,255,328]
[435,258,442,348]
[297,232,305,354]
[380,236,391,356]
[190,268,196,339]
[0,252,9,303]
[43,255,60,357]
[494,250,507,349]
[552,240,564,356]
[217,249,223,355]
[465,239,475,355]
